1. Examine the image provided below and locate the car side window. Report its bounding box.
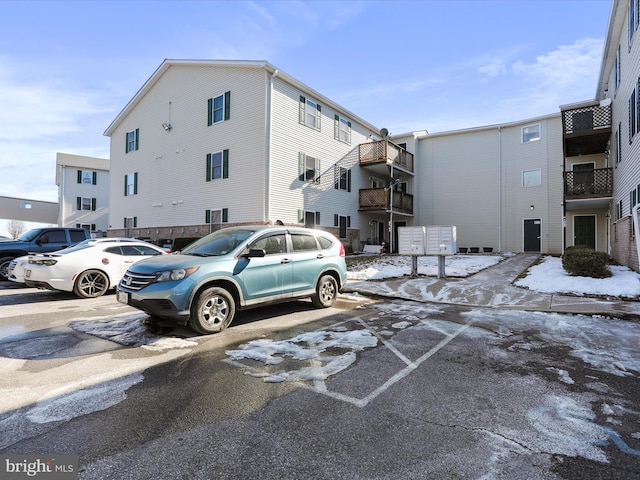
[252,234,286,255]
[42,231,66,243]
[121,245,161,256]
[291,234,318,252]
[104,246,124,255]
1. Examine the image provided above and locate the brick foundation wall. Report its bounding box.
[611,217,639,272]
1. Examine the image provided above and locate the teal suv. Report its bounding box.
[117,226,347,334]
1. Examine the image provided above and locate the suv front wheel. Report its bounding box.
[189,286,236,334]
[311,274,338,308]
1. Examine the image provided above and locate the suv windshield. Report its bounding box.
[182,229,256,256]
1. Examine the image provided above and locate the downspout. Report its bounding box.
[59,164,65,227]
[498,126,503,252]
[633,204,640,271]
[265,69,278,223]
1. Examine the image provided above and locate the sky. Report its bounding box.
[0,0,613,209]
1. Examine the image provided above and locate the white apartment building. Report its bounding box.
[104,60,414,253]
[585,0,640,271]
[56,152,110,235]
[98,1,639,263]
[394,114,565,254]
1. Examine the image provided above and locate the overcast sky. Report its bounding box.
[0,0,612,206]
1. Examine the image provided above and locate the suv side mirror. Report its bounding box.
[245,249,266,258]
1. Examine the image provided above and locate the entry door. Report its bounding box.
[524,219,541,252]
[574,215,596,248]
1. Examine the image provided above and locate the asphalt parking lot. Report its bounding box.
[1,282,639,479]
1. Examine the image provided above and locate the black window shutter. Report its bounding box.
[224,91,231,121]
[125,132,129,153]
[206,154,212,182]
[315,211,321,225]
[207,98,213,126]
[347,216,351,228]
[133,217,138,228]
[347,169,351,192]
[222,208,228,222]
[77,170,82,183]
[334,214,338,226]
[91,224,96,231]
[223,149,229,178]
[75,223,80,228]
[91,198,96,211]
[135,128,139,150]
[205,209,211,224]
[124,217,127,228]
[134,172,138,195]
[76,197,81,210]
[124,175,128,196]
[92,172,97,185]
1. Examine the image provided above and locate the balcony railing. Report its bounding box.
[563,168,613,198]
[359,188,413,214]
[561,102,612,156]
[359,140,414,172]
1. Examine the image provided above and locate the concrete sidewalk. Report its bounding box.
[344,253,640,319]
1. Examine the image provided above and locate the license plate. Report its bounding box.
[116,290,129,304]
[25,269,31,278]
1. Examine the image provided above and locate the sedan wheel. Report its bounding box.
[311,274,338,308]
[73,270,109,298]
[189,287,235,334]
[0,257,14,281]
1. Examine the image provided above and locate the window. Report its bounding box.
[522,124,540,143]
[291,234,318,252]
[77,197,96,211]
[299,96,321,130]
[124,217,137,229]
[629,87,638,142]
[77,170,97,185]
[207,91,230,126]
[206,150,229,181]
[125,129,139,153]
[79,224,94,232]
[298,210,320,228]
[21,202,32,209]
[616,200,623,220]
[124,173,138,196]
[298,153,320,183]
[205,208,228,224]
[334,165,351,191]
[334,215,350,239]
[334,115,351,143]
[631,189,638,215]
[630,0,639,47]
[522,169,541,187]
[615,45,621,92]
[253,234,286,255]
[616,123,622,165]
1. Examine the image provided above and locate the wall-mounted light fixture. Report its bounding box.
[161,122,172,131]
[530,205,535,211]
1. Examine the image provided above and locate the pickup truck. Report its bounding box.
[0,227,91,280]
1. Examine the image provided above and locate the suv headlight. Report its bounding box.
[155,266,199,282]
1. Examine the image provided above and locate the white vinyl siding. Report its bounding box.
[108,64,267,229]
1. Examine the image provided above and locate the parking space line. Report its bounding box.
[309,316,478,408]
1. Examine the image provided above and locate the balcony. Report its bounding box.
[359,188,413,215]
[561,102,611,157]
[359,140,414,173]
[563,167,613,210]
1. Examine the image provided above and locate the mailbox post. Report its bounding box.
[425,226,457,278]
[397,226,426,277]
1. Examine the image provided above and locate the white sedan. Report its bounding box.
[24,238,168,298]
[7,255,29,284]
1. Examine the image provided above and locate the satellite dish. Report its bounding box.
[380,128,389,138]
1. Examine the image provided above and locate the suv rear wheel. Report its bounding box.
[311,274,338,308]
[189,286,235,334]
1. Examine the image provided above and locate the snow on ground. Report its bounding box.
[514,255,640,297]
[347,254,503,280]
[348,253,640,299]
